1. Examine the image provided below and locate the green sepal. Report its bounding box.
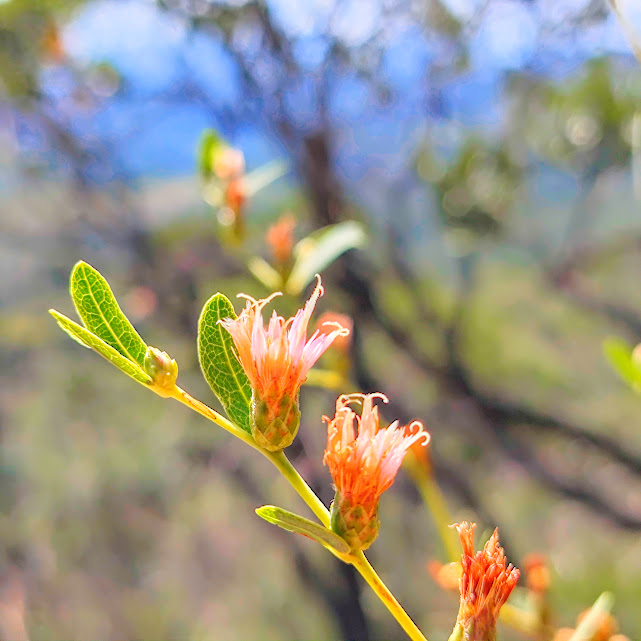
[255,505,350,555]
[251,390,300,451]
[286,221,366,295]
[330,491,380,552]
[197,293,252,433]
[49,310,152,385]
[70,261,148,367]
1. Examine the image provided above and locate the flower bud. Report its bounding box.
[144,346,178,390]
[251,390,301,451]
[266,213,296,267]
[330,490,380,551]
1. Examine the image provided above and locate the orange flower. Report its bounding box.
[266,213,297,265]
[454,522,520,641]
[221,277,349,450]
[323,393,429,550]
[523,553,550,594]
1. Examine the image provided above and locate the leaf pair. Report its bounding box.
[49,261,153,386]
[50,261,253,434]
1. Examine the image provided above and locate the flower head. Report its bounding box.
[454,522,520,641]
[323,393,429,549]
[221,277,349,450]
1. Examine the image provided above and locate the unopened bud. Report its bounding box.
[266,214,296,266]
[523,553,550,593]
[144,346,178,390]
[330,491,380,552]
[251,390,301,451]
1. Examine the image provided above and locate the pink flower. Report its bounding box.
[221,276,349,450]
[323,393,429,549]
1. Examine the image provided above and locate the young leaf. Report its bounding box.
[70,261,148,367]
[255,505,350,554]
[198,129,222,176]
[603,337,641,391]
[286,221,366,295]
[243,160,288,197]
[49,310,152,385]
[198,293,252,433]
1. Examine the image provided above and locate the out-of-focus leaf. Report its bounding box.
[247,256,282,291]
[198,293,252,433]
[568,592,614,641]
[70,261,147,367]
[603,337,641,392]
[287,221,366,295]
[198,129,224,177]
[255,505,350,554]
[244,160,288,197]
[49,310,152,385]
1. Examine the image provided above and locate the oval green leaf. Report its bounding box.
[255,505,350,554]
[49,309,152,385]
[70,261,148,367]
[197,293,252,433]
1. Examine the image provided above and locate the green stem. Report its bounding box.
[351,551,429,641]
[406,456,459,563]
[170,386,260,450]
[267,451,331,527]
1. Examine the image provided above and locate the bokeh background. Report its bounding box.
[2,0,641,639]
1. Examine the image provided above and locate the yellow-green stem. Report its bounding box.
[268,450,331,527]
[169,385,429,641]
[351,551,428,641]
[406,456,459,563]
[171,386,259,450]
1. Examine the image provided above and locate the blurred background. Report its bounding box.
[2,0,641,639]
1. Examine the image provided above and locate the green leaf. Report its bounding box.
[198,293,252,433]
[603,337,641,392]
[70,261,148,367]
[255,505,350,554]
[243,160,288,197]
[287,221,366,295]
[49,310,152,385]
[198,129,224,177]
